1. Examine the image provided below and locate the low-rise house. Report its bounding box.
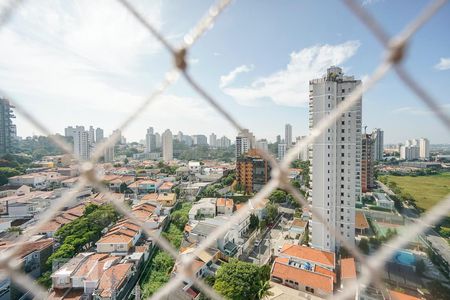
[188,198,216,220]
[216,198,234,216]
[96,221,141,254]
[156,193,177,207]
[271,245,336,298]
[38,203,86,237]
[127,179,161,194]
[188,161,201,173]
[102,175,134,192]
[8,173,48,188]
[0,188,60,218]
[373,193,395,210]
[355,211,370,235]
[157,181,175,193]
[287,218,308,239]
[93,263,134,300]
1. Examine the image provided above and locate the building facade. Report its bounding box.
[162,129,173,162]
[419,138,430,159]
[285,123,292,148]
[361,134,374,193]
[309,66,361,252]
[145,127,156,153]
[0,98,15,154]
[278,143,287,160]
[371,128,384,161]
[236,149,270,193]
[73,128,90,161]
[209,133,217,148]
[235,129,255,158]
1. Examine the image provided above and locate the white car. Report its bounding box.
[254,239,261,247]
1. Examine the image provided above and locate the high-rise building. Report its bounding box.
[176,131,183,142]
[95,128,104,143]
[145,127,156,153]
[236,149,271,193]
[65,125,84,138]
[103,143,115,163]
[236,129,255,157]
[182,135,193,147]
[362,134,375,193]
[218,136,231,148]
[371,128,384,161]
[162,129,173,162]
[73,128,90,161]
[277,143,287,160]
[0,99,15,154]
[256,139,269,153]
[209,133,217,148]
[276,135,281,144]
[309,66,361,252]
[88,126,95,144]
[295,136,309,161]
[400,145,419,160]
[192,135,208,145]
[155,132,161,148]
[419,138,430,159]
[285,124,292,148]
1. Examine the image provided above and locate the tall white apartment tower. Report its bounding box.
[285,124,292,148]
[162,129,173,162]
[88,126,95,144]
[309,66,362,252]
[371,128,384,161]
[419,138,430,159]
[209,133,217,148]
[73,128,90,161]
[95,128,104,143]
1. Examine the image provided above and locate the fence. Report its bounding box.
[0,0,449,299]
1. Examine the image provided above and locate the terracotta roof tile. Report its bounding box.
[340,258,357,280]
[280,244,335,268]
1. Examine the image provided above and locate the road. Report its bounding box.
[245,216,293,265]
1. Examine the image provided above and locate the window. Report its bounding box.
[342,96,345,100]
[341,145,345,149]
[328,95,330,99]
[341,89,345,93]
[341,192,344,196]
[341,137,345,141]
[341,121,345,125]
[341,153,345,157]
[341,184,344,188]
[328,87,330,91]
[341,129,345,133]
[328,104,331,108]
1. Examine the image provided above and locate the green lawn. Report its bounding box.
[382,172,450,213]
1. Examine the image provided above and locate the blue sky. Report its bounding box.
[0,0,449,144]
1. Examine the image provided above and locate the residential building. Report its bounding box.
[176,131,183,142]
[278,143,287,160]
[188,198,217,220]
[155,132,161,148]
[285,123,292,148]
[96,127,104,142]
[73,127,90,161]
[236,149,270,193]
[88,126,95,144]
[188,161,201,173]
[145,127,156,153]
[419,138,430,159]
[162,129,173,162]
[270,244,336,298]
[371,128,384,161]
[209,133,217,147]
[103,143,115,163]
[400,145,419,160]
[287,218,308,239]
[295,136,309,161]
[156,192,177,207]
[235,129,255,157]
[276,135,281,144]
[361,133,375,193]
[256,139,269,153]
[0,98,15,154]
[192,134,208,145]
[309,66,361,252]
[373,193,395,210]
[217,136,231,149]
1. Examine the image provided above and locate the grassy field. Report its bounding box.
[381,172,450,213]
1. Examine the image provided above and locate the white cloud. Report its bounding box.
[219,65,254,88]
[434,57,450,70]
[220,41,360,107]
[392,104,450,115]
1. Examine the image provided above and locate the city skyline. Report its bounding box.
[1,0,449,144]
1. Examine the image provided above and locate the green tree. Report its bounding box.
[266,203,279,222]
[269,190,287,203]
[213,260,270,300]
[358,238,370,255]
[249,214,259,231]
[171,210,189,231]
